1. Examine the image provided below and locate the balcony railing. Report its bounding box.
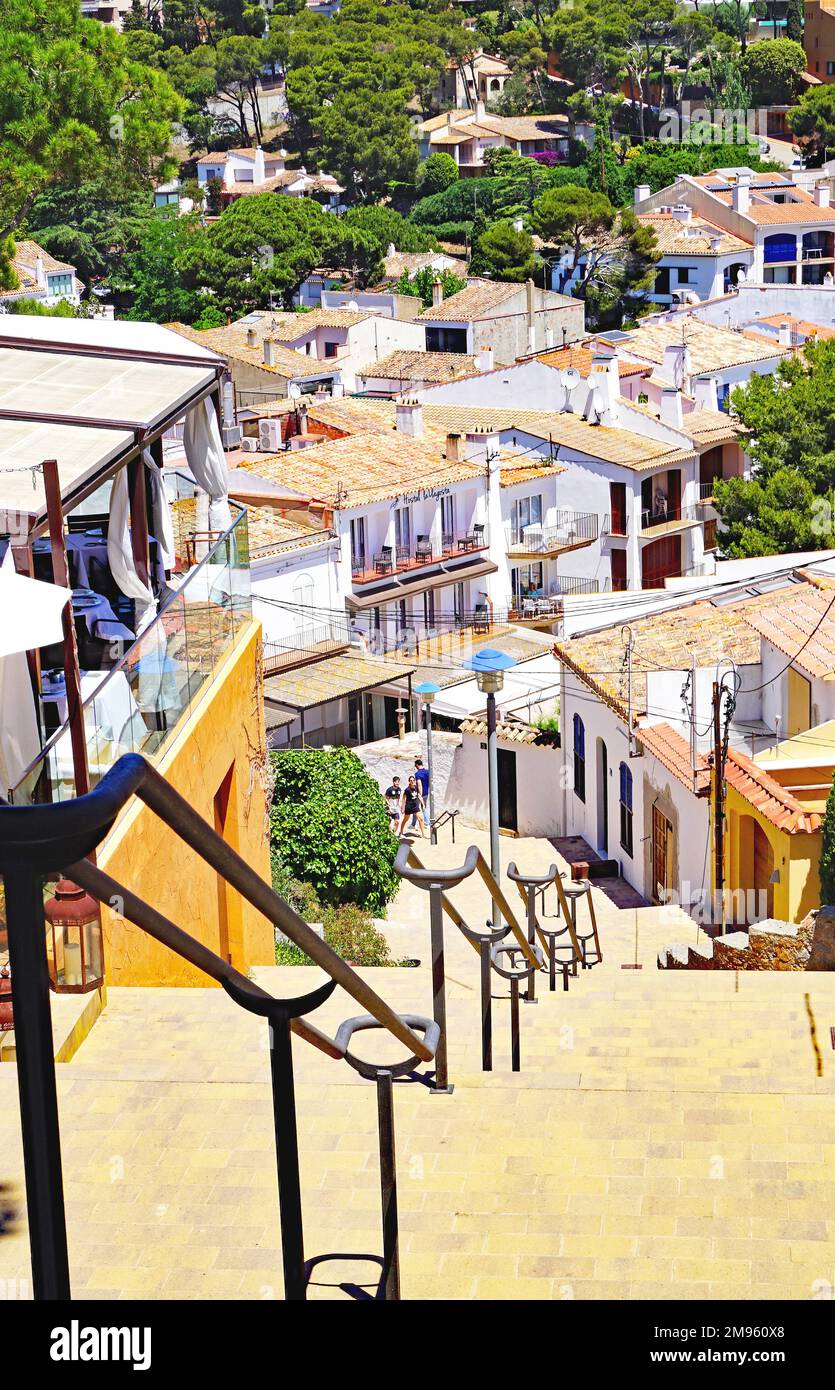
[263,617,351,675]
[640,504,700,536]
[505,511,598,557]
[351,526,488,584]
[697,479,722,502]
[10,503,251,806]
[601,512,629,539]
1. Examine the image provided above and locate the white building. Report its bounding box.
[418,278,585,364]
[416,104,584,173]
[434,52,513,110]
[1,241,82,310]
[196,147,344,212]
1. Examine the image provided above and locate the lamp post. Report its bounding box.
[465,648,516,926]
[415,681,441,844]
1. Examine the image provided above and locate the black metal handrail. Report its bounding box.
[0,753,436,1303]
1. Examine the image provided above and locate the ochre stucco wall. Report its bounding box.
[98,621,274,985]
[726,788,821,926]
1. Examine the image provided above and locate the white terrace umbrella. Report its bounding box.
[0,550,70,796]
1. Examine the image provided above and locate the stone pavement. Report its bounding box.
[1,824,835,1300]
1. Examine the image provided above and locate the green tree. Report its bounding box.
[319,88,419,202]
[123,208,209,322]
[532,183,658,318]
[786,0,804,45]
[269,748,399,913]
[714,340,835,553]
[24,175,155,295]
[193,192,337,313]
[0,0,182,278]
[741,38,806,106]
[394,265,466,306]
[788,85,835,163]
[820,774,835,906]
[476,218,536,282]
[416,153,459,199]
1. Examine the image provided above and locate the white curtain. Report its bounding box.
[107,468,157,634]
[182,396,233,534]
[0,548,43,796]
[142,447,176,574]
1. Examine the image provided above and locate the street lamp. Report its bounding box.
[464,648,516,925]
[415,680,441,844]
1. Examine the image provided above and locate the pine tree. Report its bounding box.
[820,772,835,906]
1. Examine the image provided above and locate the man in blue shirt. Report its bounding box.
[413,758,430,830]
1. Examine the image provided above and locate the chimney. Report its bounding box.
[386,241,396,258]
[709,235,721,253]
[253,146,266,185]
[778,320,793,347]
[526,277,536,326]
[224,155,236,191]
[446,110,456,128]
[589,350,621,424]
[297,402,309,436]
[246,326,258,349]
[815,181,831,208]
[396,399,424,437]
[464,428,502,468]
[446,432,462,462]
[475,99,486,121]
[634,183,651,207]
[693,375,719,412]
[263,338,275,366]
[659,386,684,430]
[431,277,444,309]
[732,174,751,214]
[478,344,494,371]
[544,327,554,349]
[34,254,46,288]
[662,341,692,393]
[672,204,692,223]
[513,216,524,232]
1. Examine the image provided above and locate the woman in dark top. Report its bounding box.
[398,775,426,837]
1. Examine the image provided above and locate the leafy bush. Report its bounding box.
[269,748,399,913]
[410,163,589,232]
[416,152,459,197]
[323,904,393,967]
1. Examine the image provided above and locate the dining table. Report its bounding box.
[32,530,166,595]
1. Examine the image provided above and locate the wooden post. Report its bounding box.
[42,458,90,799]
[127,455,150,589]
[149,436,169,580]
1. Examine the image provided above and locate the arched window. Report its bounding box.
[573,713,585,802]
[619,762,633,857]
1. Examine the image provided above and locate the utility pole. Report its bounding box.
[622,625,634,756]
[712,680,725,934]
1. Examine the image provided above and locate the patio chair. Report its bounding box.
[374,545,394,574]
[473,602,490,634]
[415,534,432,562]
[459,522,485,552]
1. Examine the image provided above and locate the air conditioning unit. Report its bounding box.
[221,424,242,450]
[241,437,259,453]
[259,418,283,452]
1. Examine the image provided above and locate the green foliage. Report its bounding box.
[416,152,459,198]
[532,182,658,322]
[190,193,336,314]
[820,774,835,907]
[4,297,84,317]
[322,904,393,967]
[122,208,208,321]
[336,205,436,286]
[786,0,804,45]
[319,88,418,203]
[741,38,806,106]
[410,162,589,237]
[269,747,399,914]
[714,341,835,555]
[476,218,536,282]
[394,265,466,306]
[620,143,777,205]
[0,0,183,270]
[788,85,835,163]
[24,176,154,293]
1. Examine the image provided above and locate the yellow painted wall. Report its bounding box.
[725,785,821,926]
[98,621,274,985]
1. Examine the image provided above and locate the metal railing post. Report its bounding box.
[376,1070,400,1300]
[268,1011,307,1301]
[428,881,453,1093]
[480,939,492,1071]
[3,866,71,1300]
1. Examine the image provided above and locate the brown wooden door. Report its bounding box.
[611,548,627,591]
[652,804,672,904]
[753,822,774,918]
[609,482,627,536]
[642,535,682,588]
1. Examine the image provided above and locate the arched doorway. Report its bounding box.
[738,815,775,921]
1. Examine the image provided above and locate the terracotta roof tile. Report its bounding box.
[724,747,823,833]
[637,722,710,793]
[460,716,560,747]
[418,281,523,321]
[620,318,791,374]
[360,350,479,383]
[744,588,835,680]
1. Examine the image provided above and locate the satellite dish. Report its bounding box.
[560,367,581,392]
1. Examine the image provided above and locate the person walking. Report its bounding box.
[384,775,402,827]
[398,775,426,837]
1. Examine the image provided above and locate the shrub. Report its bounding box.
[269,747,399,913]
[322,904,393,967]
[416,152,459,197]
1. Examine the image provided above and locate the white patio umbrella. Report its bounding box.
[0,549,71,796]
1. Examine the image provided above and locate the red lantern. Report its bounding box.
[43,880,104,994]
[0,965,12,1033]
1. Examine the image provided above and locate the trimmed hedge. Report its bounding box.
[269,747,399,913]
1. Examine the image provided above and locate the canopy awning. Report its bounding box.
[264,651,416,712]
[347,557,498,611]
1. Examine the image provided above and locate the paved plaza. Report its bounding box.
[1,825,835,1300]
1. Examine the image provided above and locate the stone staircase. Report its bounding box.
[658,907,835,972]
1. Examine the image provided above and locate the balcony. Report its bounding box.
[263,618,350,675]
[505,510,598,559]
[602,512,629,539]
[351,525,488,587]
[697,479,721,504]
[640,504,701,539]
[11,504,252,805]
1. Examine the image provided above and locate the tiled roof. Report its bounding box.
[535,345,649,378]
[681,408,747,446]
[619,318,792,374]
[264,652,416,711]
[691,171,835,224]
[418,281,523,321]
[460,716,560,747]
[753,315,835,341]
[636,214,751,256]
[743,588,835,680]
[553,583,813,718]
[499,456,566,486]
[171,496,328,560]
[724,747,823,833]
[419,403,696,470]
[360,349,479,383]
[382,251,468,281]
[637,722,710,794]
[237,430,485,508]
[274,308,375,337]
[13,239,75,275]
[166,321,325,379]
